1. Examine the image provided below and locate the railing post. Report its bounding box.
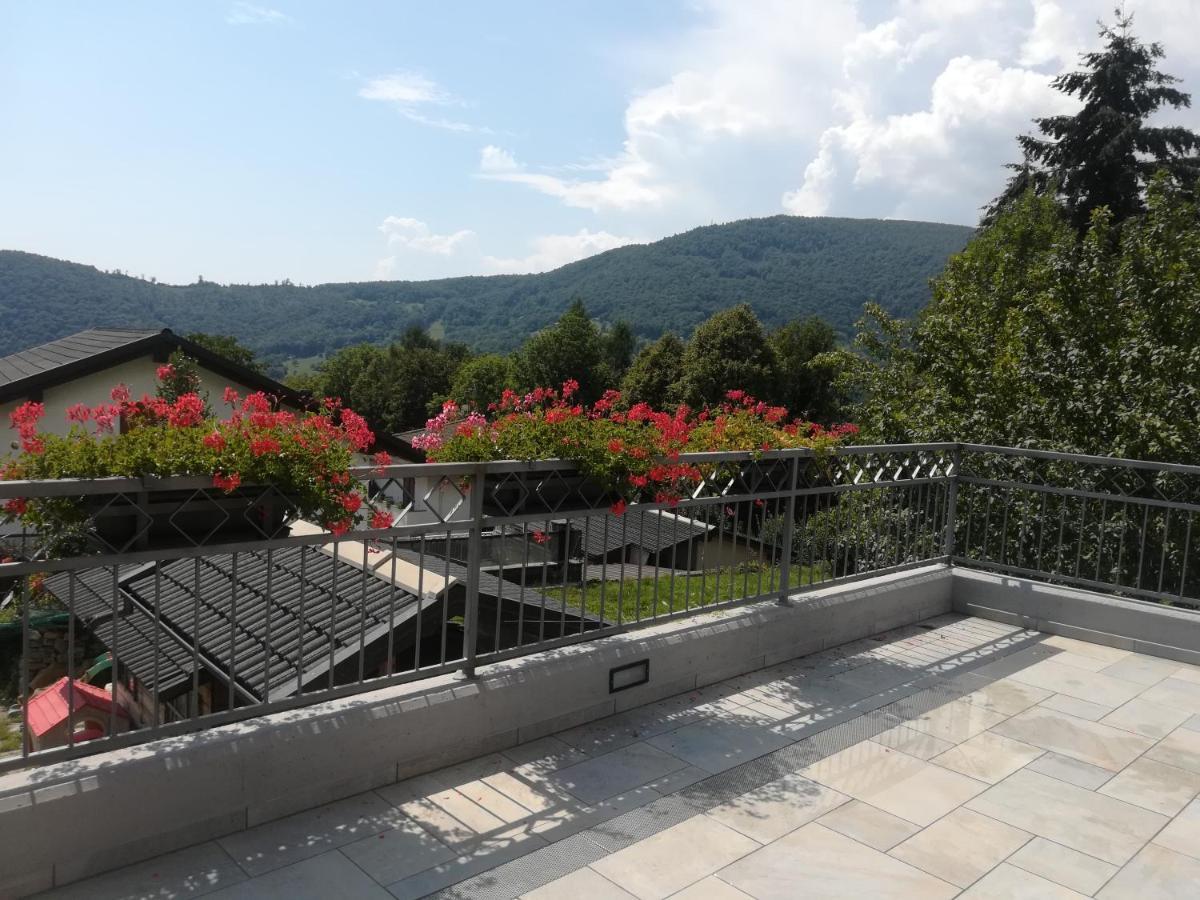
[778,453,800,606]
[943,444,961,560]
[461,464,486,679]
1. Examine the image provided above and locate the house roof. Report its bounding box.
[26,676,128,738]
[0,327,416,459]
[575,509,713,558]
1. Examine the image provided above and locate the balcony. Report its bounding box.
[2,444,1199,897]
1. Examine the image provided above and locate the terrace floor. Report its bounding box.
[39,614,1200,900]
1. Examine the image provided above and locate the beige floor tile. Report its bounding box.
[706,773,849,843]
[1098,757,1200,816]
[802,739,986,826]
[549,741,688,805]
[718,823,958,900]
[1047,651,1120,673]
[1097,842,1200,899]
[872,723,956,759]
[520,867,636,900]
[959,863,1090,899]
[1008,660,1144,708]
[1171,664,1200,684]
[502,736,590,773]
[992,706,1155,772]
[1041,635,1129,663]
[1039,693,1113,721]
[482,770,572,814]
[1025,752,1114,789]
[900,697,1008,745]
[1144,725,1200,774]
[1009,837,1118,896]
[932,730,1044,784]
[965,769,1166,865]
[38,842,247,900]
[591,815,759,900]
[395,789,508,846]
[454,779,537,824]
[816,799,921,851]
[962,678,1052,717]
[1100,654,1179,687]
[669,877,754,899]
[1100,698,1191,740]
[1152,796,1200,860]
[1139,676,1200,715]
[889,807,1030,887]
[340,817,457,885]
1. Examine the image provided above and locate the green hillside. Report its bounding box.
[0,216,972,367]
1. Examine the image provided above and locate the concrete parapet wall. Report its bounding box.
[0,564,954,895]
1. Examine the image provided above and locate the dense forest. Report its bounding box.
[0,216,972,370]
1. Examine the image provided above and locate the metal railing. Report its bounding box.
[0,442,1195,771]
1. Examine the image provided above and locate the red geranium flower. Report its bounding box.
[370,509,393,529]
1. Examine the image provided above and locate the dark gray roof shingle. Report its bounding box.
[574,509,713,558]
[0,328,161,388]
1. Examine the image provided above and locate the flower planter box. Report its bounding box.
[87,485,297,551]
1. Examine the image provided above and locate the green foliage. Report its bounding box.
[673,304,778,409]
[449,354,514,411]
[621,332,685,409]
[843,179,1200,463]
[184,332,264,373]
[0,216,972,361]
[512,300,607,402]
[769,316,844,423]
[986,11,1200,229]
[600,320,636,385]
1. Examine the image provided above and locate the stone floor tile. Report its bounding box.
[554,696,708,758]
[706,773,849,843]
[815,799,921,851]
[1046,651,1120,673]
[218,792,408,877]
[965,769,1166,865]
[1040,635,1129,663]
[519,867,636,900]
[958,863,1089,899]
[1171,664,1200,684]
[1099,698,1191,740]
[1025,752,1114,790]
[482,769,574,814]
[1038,693,1114,721]
[872,723,956,760]
[718,823,958,900]
[548,741,688,805]
[453,779,538,824]
[1008,837,1118,896]
[1100,654,1179,687]
[961,678,1052,717]
[1098,757,1200,816]
[889,807,1030,888]
[668,876,754,899]
[1007,660,1144,708]
[528,785,661,843]
[39,842,247,900]
[992,706,1155,772]
[910,697,1012,745]
[339,816,457,885]
[643,713,793,774]
[502,736,590,773]
[1138,676,1200,715]
[1097,842,1200,899]
[1183,713,1200,732]
[1151,796,1200,860]
[207,851,392,900]
[931,730,1044,784]
[393,788,508,846]
[590,815,759,900]
[1143,724,1200,774]
[802,738,987,826]
[384,824,546,899]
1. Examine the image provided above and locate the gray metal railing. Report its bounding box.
[0,441,1196,771]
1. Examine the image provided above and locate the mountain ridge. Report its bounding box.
[0,215,974,367]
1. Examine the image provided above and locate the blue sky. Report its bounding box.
[2,1,1198,286]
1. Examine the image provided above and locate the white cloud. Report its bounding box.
[360,72,484,133]
[479,0,1200,226]
[378,217,474,255]
[226,3,291,26]
[484,229,642,274]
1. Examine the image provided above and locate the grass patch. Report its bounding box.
[551,562,827,624]
[0,718,21,754]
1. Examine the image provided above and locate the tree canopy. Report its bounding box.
[985,11,1200,229]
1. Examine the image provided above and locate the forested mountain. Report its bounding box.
[0,216,972,368]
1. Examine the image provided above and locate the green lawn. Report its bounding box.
[0,718,21,755]
[551,562,827,624]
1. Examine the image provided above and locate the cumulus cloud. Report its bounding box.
[376,216,474,274]
[359,72,484,133]
[226,3,291,26]
[481,0,1200,225]
[484,229,641,274]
